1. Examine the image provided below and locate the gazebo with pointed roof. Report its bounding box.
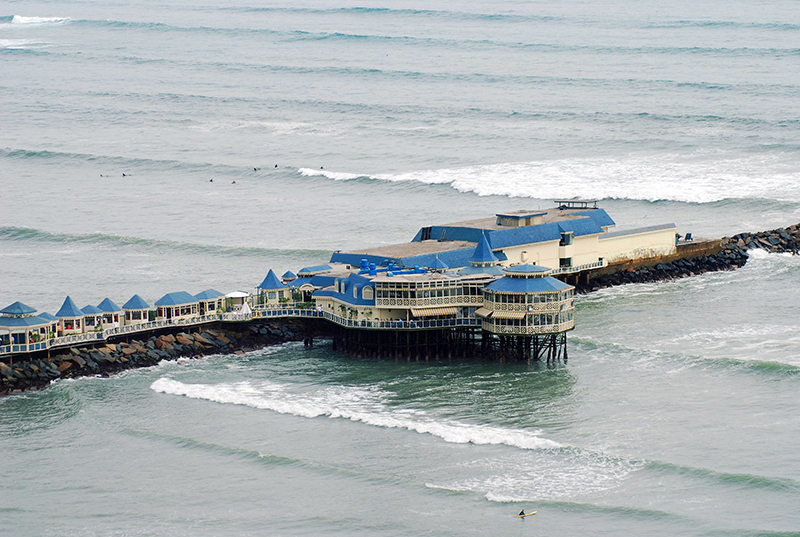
[97,298,123,327]
[81,304,104,331]
[257,269,288,307]
[0,301,49,351]
[122,294,151,326]
[56,296,85,335]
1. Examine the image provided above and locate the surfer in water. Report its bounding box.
[519,510,525,517]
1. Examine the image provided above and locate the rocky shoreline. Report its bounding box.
[576,223,800,293]
[0,324,304,396]
[3,223,799,396]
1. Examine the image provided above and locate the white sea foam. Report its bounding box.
[11,15,71,26]
[427,450,642,502]
[299,153,800,203]
[151,377,561,450]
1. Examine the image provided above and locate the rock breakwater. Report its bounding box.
[0,323,304,396]
[578,223,800,293]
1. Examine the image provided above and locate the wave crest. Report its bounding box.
[299,154,800,204]
[150,377,561,450]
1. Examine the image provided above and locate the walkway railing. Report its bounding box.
[550,259,607,275]
[1,305,483,358]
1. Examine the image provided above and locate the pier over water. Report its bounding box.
[6,201,776,366]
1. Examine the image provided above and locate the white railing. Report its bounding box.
[482,320,575,335]
[550,259,607,275]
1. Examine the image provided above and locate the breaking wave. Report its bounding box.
[299,153,800,204]
[150,377,561,451]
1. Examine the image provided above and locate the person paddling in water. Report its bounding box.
[519,509,525,517]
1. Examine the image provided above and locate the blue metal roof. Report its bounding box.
[97,298,122,312]
[38,312,59,321]
[313,274,376,306]
[576,208,615,228]
[155,291,198,306]
[400,247,476,270]
[329,252,398,267]
[557,217,604,237]
[56,296,84,318]
[0,315,49,329]
[411,226,485,243]
[486,223,562,249]
[258,269,286,290]
[298,264,332,275]
[282,270,297,280]
[290,275,338,288]
[81,304,103,315]
[429,256,449,270]
[458,264,505,276]
[123,294,150,310]
[1,301,37,316]
[486,276,572,294]
[469,235,499,264]
[194,289,224,300]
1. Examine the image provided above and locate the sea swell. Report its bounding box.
[0,226,330,260]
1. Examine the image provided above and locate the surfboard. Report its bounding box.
[515,511,537,518]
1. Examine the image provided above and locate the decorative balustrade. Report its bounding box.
[482,320,575,335]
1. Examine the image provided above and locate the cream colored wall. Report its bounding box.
[499,241,559,268]
[568,234,600,266]
[599,227,677,262]
[499,235,600,269]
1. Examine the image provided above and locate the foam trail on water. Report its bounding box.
[151,378,561,450]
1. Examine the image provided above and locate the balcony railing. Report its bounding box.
[550,259,607,275]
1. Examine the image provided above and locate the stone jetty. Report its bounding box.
[577,223,800,293]
[0,323,305,396]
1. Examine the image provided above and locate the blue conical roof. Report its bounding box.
[258,269,286,289]
[97,298,122,312]
[38,312,59,321]
[81,304,103,315]
[469,235,499,264]
[282,270,296,280]
[123,294,150,310]
[1,301,36,316]
[56,296,84,318]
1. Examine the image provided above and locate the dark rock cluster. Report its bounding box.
[0,323,301,396]
[730,224,800,255]
[578,223,800,293]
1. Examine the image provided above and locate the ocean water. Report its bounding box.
[2,1,800,535]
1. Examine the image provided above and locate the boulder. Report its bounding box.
[57,361,73,372]
[176,335,194,346]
